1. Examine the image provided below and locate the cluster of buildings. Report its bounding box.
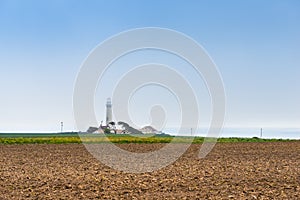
[86,98,158,134]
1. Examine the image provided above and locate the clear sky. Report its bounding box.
[0,0,299,132]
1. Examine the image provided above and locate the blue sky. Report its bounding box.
[0,0,299,132]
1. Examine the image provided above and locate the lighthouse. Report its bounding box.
[106,98,112,125]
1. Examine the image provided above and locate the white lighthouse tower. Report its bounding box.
[106,98,112,125]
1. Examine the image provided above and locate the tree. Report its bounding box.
[104,128,111,134]
[118,121,142,134]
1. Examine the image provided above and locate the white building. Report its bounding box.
[105,98,112,125]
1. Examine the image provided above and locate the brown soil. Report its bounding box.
[0,142,299,199]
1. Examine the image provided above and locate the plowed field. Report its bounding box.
[1,142,299,199]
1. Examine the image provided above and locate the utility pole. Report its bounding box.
[191,128,193,136]
[61,122,64,133]
[260,128,263,138]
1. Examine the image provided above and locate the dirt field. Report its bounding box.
[0,142,299,199]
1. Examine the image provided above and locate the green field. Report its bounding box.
[0,133,295,144]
